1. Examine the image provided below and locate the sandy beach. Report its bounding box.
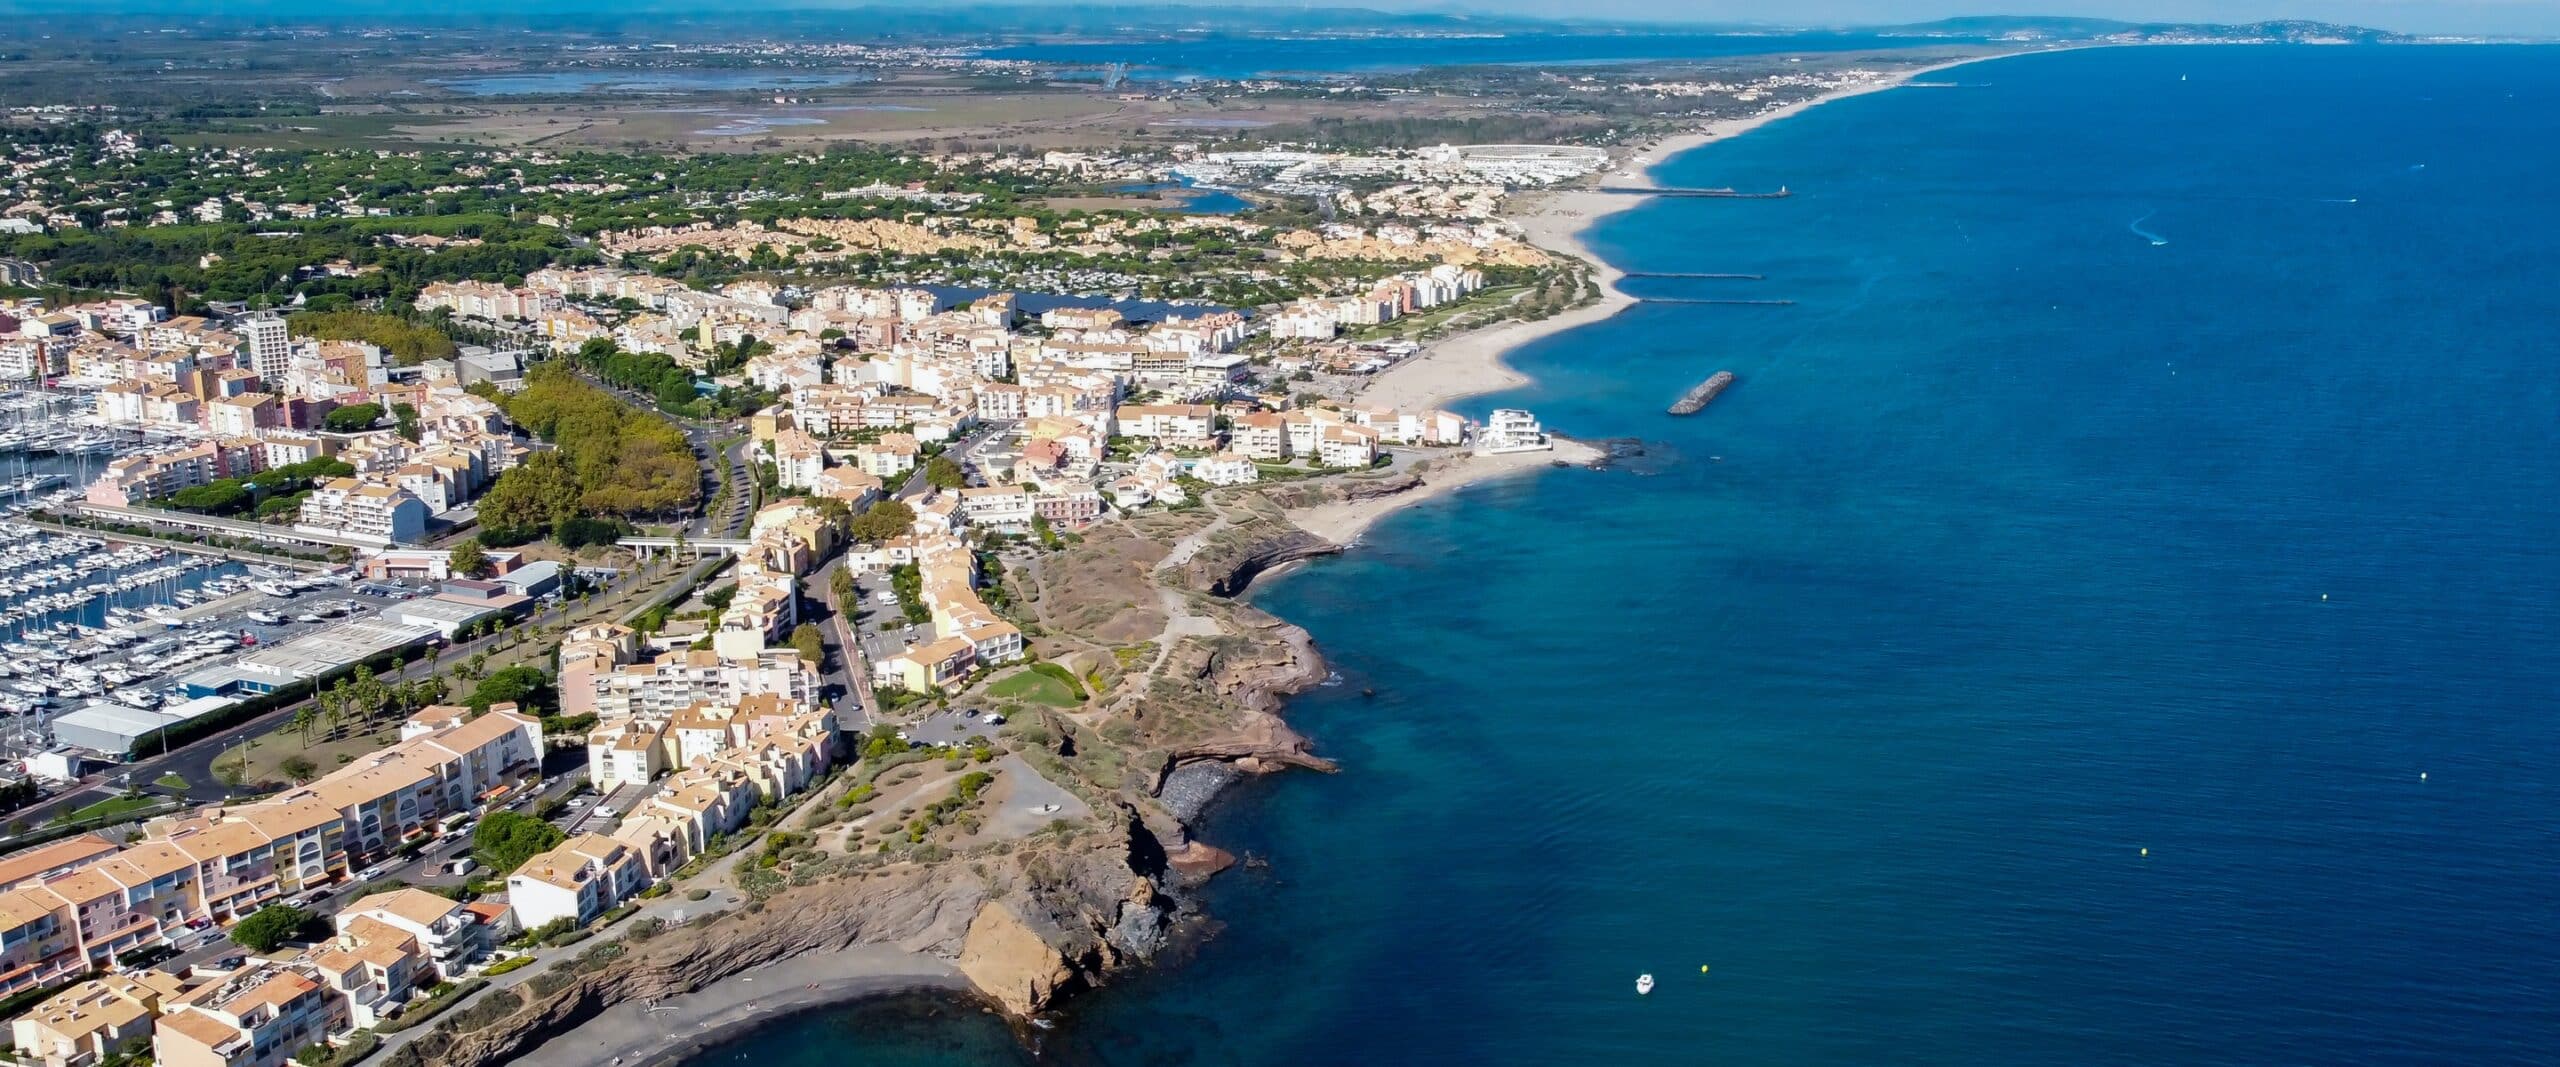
[513,948,968,1067]
[505,59,2006,1067]
[1285,442,1600,545]
[1295,60,1984,544]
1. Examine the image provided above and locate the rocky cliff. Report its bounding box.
[394,501,1343,1067]
[386,811,1180,1067]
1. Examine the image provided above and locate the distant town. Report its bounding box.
[0,4,2441,1063]
[0,38,1633,1067]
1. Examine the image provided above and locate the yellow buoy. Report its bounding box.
[2140,847,2149,857]
[1699,965,1711,974]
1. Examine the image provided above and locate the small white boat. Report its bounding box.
[1636,974,1654,996]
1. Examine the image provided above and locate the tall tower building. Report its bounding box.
[242,311,289,387]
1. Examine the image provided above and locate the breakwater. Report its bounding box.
[1667,371,1738,415]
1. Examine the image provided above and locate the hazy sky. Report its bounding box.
[20,0,2559,36]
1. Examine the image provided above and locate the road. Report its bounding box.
[693,431,756,537]
[890,424,1003,501]
[798,558,873,731]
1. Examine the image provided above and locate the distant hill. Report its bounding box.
[0,2,2422,46]
[1874,15,2411,44]
[18,1,1556,36]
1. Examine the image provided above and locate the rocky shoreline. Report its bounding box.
[380,505,1343,1067]
[390,68,1993,1064]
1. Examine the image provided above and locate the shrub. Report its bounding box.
[446,986,523,1033]
[374,979,490,1033]
[473,810,566,875]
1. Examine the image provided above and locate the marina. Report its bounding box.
[0,527,404,747]
[0,427,410,761]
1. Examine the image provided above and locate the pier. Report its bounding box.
[1636,298,1797,307]
[1597,185,1792,199]
[17,515,334,570]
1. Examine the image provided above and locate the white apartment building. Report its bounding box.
[504,834,651,931]
[293,478,427,545]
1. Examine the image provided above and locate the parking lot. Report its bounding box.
[845,570,928,677]
[897,707,1007,749]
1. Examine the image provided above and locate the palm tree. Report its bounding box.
[309,689,339,742]
[349,666,389,723]
[325,679,357,739]
[292,705,319,747]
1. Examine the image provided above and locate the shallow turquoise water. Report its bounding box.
[685,45,2560,1066]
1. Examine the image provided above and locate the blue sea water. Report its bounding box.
[682,44,2560,1066]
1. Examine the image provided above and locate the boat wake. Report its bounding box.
[2128,211,2169,247]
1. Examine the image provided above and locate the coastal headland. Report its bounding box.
[392,58,1986,1067]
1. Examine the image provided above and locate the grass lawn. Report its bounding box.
[1346,285,1527,342]
[988,669,1083,708]
[244,727,399,785]
[155,774,189,791]
[54,794,163,826]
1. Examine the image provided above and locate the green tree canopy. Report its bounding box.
[230,904,320,952]
[923,455,967,490]
[494,362,701,522]
[323,402,385,433]
[788,623,824,665]
[467,665,552,714]
[472,810,567,875]
[848,499,917,543]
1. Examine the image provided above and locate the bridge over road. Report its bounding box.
[617,536,751,559]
